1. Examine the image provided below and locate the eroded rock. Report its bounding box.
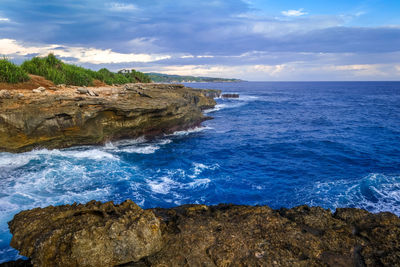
[0,90,12,99]
[76,88,88,94]
[7,201,400,267]
[9,200,163,267]
[222,93,239,98]
[0,84,218,152]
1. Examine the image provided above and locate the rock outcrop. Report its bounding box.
[221,93,239,98]
[0,84,220,152]
[9,200,162,267]
[7,201,400,266]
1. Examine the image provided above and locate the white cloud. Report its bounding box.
[327,64,386,77]
[0,17,10,22]
[135,60,400,81]
[197,55,214,58]
[0,39,170,64]
[1,38,399,81]
[282,8,307,17]
[355,11,366,17]
[138,64,287,80]
[108,2,138,12]
[248,15,342,37]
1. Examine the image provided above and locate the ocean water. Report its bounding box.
[0,81,400,262]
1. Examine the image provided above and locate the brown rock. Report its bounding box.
[0,84,218,152]
[0,90,12,99]
[9,200,163,267]
[7,202,400,267]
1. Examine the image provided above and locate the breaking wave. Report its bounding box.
[306,173,400,215]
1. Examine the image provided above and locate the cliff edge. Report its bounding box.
[6,200,400,266]
[0,84,220,152]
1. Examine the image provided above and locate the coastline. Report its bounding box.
[1,81,399,266]
[0,83,220,153]
[4,200,400,266]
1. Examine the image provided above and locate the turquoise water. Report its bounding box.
[0,81,400,262]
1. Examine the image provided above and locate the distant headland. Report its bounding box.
[145,72,243,83]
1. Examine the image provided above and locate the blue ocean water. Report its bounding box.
[0,81,400,262]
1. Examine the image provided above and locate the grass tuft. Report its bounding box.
[0,58,30,83]
[20,53,151,86]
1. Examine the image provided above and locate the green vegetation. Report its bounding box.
[146,73,242,83]
[21,54,92,86]
[0,53,151,86]
[21,54,151,86]
[121,69,152,83]
[0,58,30,83]
[92,68,152,85]
[1,54,243,86]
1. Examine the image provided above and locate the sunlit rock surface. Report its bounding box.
[0,84,220,152]
[7,201,400,266]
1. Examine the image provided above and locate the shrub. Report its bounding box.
[21,54,93,86]
[19,54,152,86]
[0,58,30,83]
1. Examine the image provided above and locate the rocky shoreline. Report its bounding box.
[0,84,220,152]
[3,200,400,266]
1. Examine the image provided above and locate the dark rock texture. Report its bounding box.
[221,93,239,98]
[195,89,221,99]
[0,84,218,152]
[7,201,400,266]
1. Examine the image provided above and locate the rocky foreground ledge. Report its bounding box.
[5,200,400,266]
[0,84,220,152]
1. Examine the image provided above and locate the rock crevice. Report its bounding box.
[0,84,220,152]
[7,201,400,267]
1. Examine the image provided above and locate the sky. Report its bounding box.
[1,0,400,81]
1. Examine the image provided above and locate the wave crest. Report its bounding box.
[308,173,400,215]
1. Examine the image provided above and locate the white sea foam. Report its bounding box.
[147,176,178,194]
[204,97,258,113]
[157,139,172,145]
[189,162,220,178]
[309,173,400,215]
[0,153,39,169]
[204,104,227,114]
[1,148,120,163]
[170,126,212,136]
[103,137,171,154]
[186,178,211,189]
[236,95,259,101]
[146,164,217,195]
[67,149,118,160]
[120,145,160,154]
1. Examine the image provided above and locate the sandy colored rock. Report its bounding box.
[0,83,219,152]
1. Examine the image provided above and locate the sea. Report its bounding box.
[0,81,399,262]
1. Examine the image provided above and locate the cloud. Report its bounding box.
[135,61,400,81]
[0,0,399,80]
[0,38,170,64]
[0,17,10,22]
[281,9,307,17]
[107,2,138,12]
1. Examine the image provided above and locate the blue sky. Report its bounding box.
[1,0,400,80]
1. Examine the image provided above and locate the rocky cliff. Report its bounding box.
[0,84,220,152]
[6,200,400,267]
